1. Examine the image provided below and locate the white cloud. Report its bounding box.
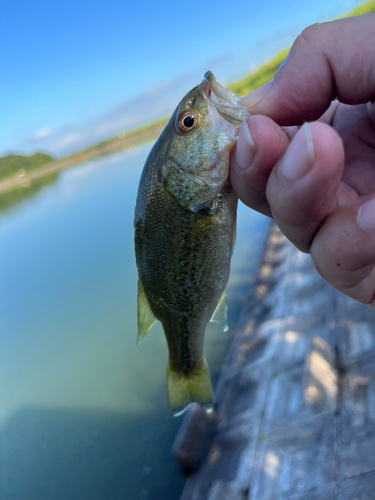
[53,133,83,150]
[33,128,52,140]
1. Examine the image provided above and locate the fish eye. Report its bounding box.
[178,112,198,133]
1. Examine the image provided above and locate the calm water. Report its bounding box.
[0,145,268,500]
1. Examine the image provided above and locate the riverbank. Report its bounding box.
[175,223,375,499]
[0,121,166,195]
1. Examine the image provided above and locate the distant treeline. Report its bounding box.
[0,153,54,182]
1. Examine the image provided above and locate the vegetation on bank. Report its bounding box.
[342,0,375,17]
[74,117,169,157]
[0,172,59,213]
[0,153,54,182]
[230,48,289,97]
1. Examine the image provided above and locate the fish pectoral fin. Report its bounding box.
[167,359,214,416]
[137,278,157,344]
[232,216,237,254]
[210,291,228,332]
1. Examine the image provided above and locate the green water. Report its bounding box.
[0,145,268,500]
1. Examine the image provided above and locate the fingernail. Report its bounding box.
[280,122,315,180]
[235,117,257,170]
[357,197,375,232]
[238,80,273,109]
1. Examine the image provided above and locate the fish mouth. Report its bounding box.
[202,71,246,125]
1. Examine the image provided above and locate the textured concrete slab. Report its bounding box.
[336,471,375,500]
[180,412,262,500]
[177,224,375,500]
[250,415,335,500]
[338,354,375,480]
[270,316,335,372]
[216,357,273,422]
[207,480,245,500]
[334,292,375,368]
[303,337,338,415]
[261,345,338,434]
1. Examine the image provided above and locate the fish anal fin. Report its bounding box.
[210,291,228,332]
[137,278,157,344]
[167,359,214,416]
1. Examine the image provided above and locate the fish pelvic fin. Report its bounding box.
[137,278,157,345]
[210,290,228,332]
[167,359,214,416]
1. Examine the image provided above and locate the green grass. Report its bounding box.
[339,0,375,17]
[230,48,289,97]
[0,153,54,182]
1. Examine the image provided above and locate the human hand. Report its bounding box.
[230,14,375,306]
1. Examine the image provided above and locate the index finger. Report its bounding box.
[241,14,375,125]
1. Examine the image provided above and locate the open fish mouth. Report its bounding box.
[203,71,246,125]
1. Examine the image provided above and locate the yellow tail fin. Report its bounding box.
[167,359,214,416]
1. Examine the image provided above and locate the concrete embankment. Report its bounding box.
[174,224,375,500]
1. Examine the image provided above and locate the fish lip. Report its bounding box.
[202,71,246,124]
[204,71,238,104]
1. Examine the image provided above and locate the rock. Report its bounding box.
[172,404,217,475]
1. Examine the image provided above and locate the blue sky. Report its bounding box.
[0,0,362,157]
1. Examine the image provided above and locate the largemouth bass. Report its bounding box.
[134,72,247,415]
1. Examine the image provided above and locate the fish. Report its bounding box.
[134,72,247,416]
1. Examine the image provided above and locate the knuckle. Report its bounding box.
[294,23,322,49]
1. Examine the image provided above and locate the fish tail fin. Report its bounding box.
[167,359,214,416]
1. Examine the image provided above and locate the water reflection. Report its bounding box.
[0,145,268,499]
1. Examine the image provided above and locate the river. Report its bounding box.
[0,145,268,500]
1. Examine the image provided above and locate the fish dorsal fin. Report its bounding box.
[137,278,157,344]
[210,291,228,332]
